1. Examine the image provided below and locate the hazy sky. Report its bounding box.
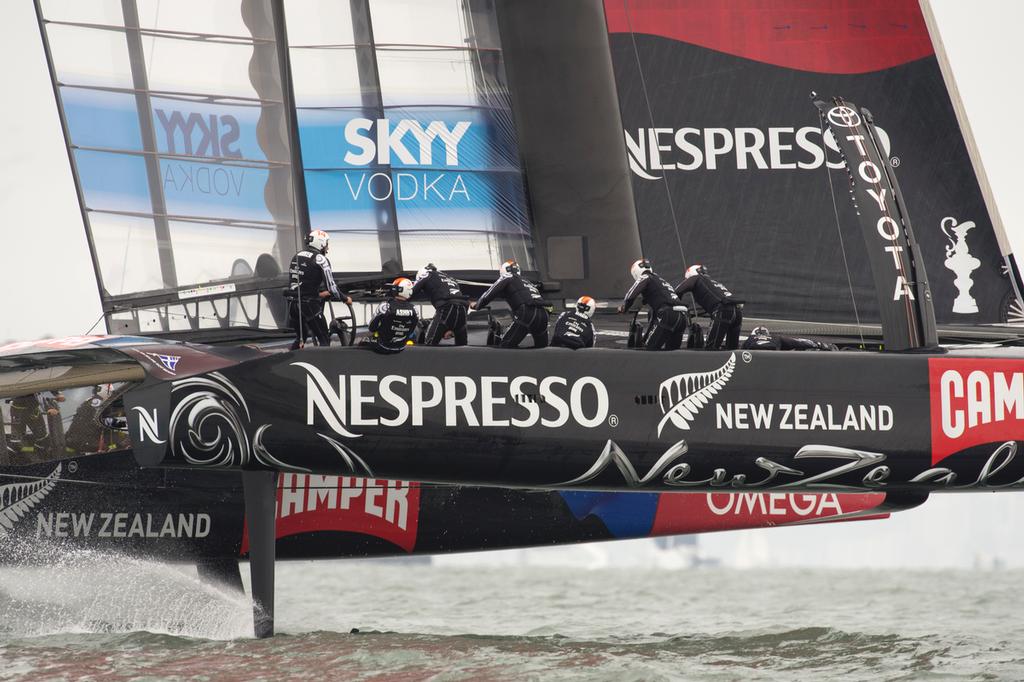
[2,1,1023,567]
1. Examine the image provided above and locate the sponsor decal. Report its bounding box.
[140,351,182,376]
[177,282,237,300]
[706,492,843,516]
[930,358,1024,464]
[342,118,473,204]
[827,106,862,129]
[155,108,242,159]
[657,354,735,436]
[941,217,981,315]
[624,124,892,179]
[715,403,893,432]
[825,105,915,303]
[650,491,887,535]
[155,107,246,199]
[132,406,166,445]
[558,440,888,490]
[0,465,61,537]
[36,512,211,539]
[240,474,420,554]
[561,490,885,538]
[295,362,610,438]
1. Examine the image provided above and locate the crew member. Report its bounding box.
[675,263,742,350]
[286,229,351,350]
[741,326,837,351]
[411,263,469,346]
[363,277,419,353]
[8,392,61,455]
[552,296,597,349]
[65,386,110,454]
[618,259,687,351]
[470,260,549,348]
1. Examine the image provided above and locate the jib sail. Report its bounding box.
[605,0,1012,326]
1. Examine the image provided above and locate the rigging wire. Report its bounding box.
[82,311,108,336]
[622,0,689,279]
[818,112,867,349]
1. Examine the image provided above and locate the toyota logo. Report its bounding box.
[827,106,862,128]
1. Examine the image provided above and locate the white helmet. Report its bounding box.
[630,259,652,281]
[685,263,706,279]
[576,295,596,319]
[392,277,413,301]
[416,263,436,282]
[499,259,520,278]
[308,229,329,253]
[751,325,770,339]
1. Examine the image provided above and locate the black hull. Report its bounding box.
[0,451,889,565]
[126,345,1024,494]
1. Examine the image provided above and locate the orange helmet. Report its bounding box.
[576,295,596,318]
[392,277,413,300]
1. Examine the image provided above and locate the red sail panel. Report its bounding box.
[604,0,934,74]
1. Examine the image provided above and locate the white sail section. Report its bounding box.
[37,0,536,332]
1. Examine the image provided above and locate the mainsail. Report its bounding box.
[36,0,535,332]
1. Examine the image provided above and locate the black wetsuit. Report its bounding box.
[287,247,343,350]
[365,298,419,353]
[411,270,468,346]
[65,394,105,453]
[476,275,549,348]
[676,273,742,350]
[622,272,686,350]
[8,394,48,453]
[551,311,595,350]
[742,334,835,351]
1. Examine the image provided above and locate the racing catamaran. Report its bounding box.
[5,0,1023,638]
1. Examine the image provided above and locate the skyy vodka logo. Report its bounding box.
[342,118,474,203]
[294,362,610,438]
[155,107,246,198]
[625,123,893,179]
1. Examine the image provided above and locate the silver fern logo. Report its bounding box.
[0,465,61,537]
[657,353,736,436]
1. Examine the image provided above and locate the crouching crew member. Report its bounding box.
[618,259,687,350]
[412,263,469,346]
[471,259,549,348]
[552,296,597,349]
[742,326,837,351]
[363,277,418,353]
[675,263,741,350]
[287,229,351,350]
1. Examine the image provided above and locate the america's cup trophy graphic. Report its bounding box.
[941,217,980,314]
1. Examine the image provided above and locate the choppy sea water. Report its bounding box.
[1,552,1023,680]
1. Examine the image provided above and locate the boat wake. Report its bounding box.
[0,541,252,641]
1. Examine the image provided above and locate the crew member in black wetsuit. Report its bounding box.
[9,394,51,454]
[471,259,549,348]
[411,263,469,346]
[64,386,107,454]
[552,296,596,349]
[618,259,687,351]
[741,326,837,351]
[286,229,351,350]
[675,263,742,351]
[363,277,419,353]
